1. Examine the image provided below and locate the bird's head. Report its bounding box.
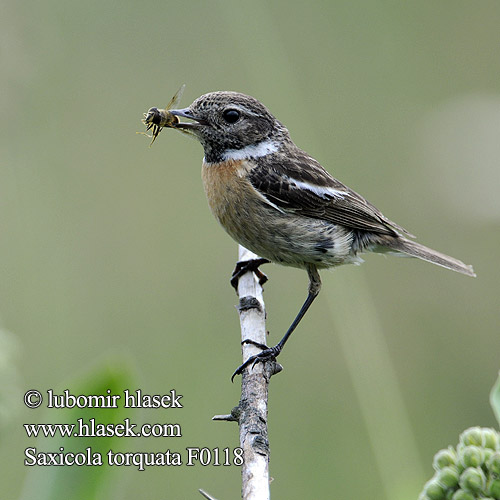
[170,91,289,163]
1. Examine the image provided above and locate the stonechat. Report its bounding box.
[166,91,475,379]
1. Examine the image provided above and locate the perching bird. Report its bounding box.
[168,91,475,379]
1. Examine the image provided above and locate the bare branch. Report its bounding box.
[235,245,276,500]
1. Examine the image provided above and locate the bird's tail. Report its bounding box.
[383,237,476,277]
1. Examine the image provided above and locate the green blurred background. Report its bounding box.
[1,1,499,499]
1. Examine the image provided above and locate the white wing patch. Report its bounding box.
[252,188,286,214]
[286,177,347,200]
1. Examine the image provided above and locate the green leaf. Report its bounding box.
[490,371,500,428]
[20,362,134,500]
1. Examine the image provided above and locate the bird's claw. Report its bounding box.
[230,258,270,291]
[231,345,280,382]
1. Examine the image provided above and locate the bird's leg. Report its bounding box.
[231,265,321,381]
[230,257,270,290]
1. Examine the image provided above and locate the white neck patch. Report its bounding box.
[221,138,280,162]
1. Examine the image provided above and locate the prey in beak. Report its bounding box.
[140,84,189,145]
[140,85,208,146]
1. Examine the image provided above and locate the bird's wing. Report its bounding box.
[248,147,413,237]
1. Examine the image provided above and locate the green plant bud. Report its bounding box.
[460,427,483,447]
[450,490,475,500]
[437,466,460,489]
[423,478,447,500]
[444,490,454,500]
[486,478,500,498]
[459,467,486,494]
[481,428,500,450]
[434,447,458,470]
[487,451,500,477]
[459,445,485,468]
[484,448,495,464]
[418,493,431,500]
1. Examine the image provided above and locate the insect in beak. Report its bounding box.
[139,84,186,146]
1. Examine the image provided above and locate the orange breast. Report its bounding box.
[201,159,254,228]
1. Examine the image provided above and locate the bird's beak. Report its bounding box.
[170,108,207,129]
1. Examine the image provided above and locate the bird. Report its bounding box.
[167,91,475,379]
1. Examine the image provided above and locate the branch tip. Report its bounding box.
[212,413,238,422]
[198,488,220,500]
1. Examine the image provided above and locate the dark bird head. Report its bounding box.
[170,91,290,163]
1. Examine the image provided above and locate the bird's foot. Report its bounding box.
[230,258,270,291]
[231,340,282,382]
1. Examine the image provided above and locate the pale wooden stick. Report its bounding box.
[210,245,280,499]
[234,245,279,500]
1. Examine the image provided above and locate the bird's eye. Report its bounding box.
[222,109,240,123]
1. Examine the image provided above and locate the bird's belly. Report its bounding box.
[202,161,360,269]
[232,211,359,269]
